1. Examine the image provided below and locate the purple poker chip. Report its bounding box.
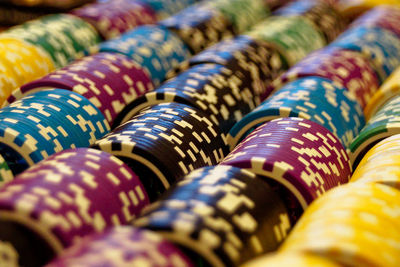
[71,0,157,40]
[0,148,149,265]
[46,226,194,267]
[9,52,154,128]
[221,117,351,209]
[266,47,380,108]
[350,5,400,38]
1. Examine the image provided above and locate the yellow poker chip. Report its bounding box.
[365,67,400,120]
[338,0,400,19]
[282,223,400,267]
[0,38,55,89]
[0,58,19,104]
[241,252,340,267]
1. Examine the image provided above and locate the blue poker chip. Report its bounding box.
[227,77,365,149]
[99,25,192,86]
[328,26,400,83]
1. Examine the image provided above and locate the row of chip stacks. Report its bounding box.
[0,0,203,105]
[236,4,400,267]
[0,0,399,266]
[0,0,291,265]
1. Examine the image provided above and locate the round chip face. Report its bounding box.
[273,0,346,43]
[350,94,400,169]
[99,25,192,86]
[228,77,365,149]
[134,165,291,267]
[267,47,380,109]
[328,26,400,83]
[46,226,194,267]
[245,16,326,66]
[93,102,229,201]
[71,0,157,40]
[281,182,400,267]
[0,89,110,175]
[0,148,149,266]
[0,14,101,68]
[222,117,351,209]
[159,3,236,54]
[9,52,155,128]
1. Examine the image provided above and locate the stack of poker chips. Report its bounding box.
[0,89,110,175]
[71,0,158,40]
[227,76,365,149]
[46,226,194,267]
[139,0,197,20]
[221,117,351,219]
[92,102,229,201]
[0,148,149,266]
[99,24,192,87]
[277,182,400,267]
[133,165,291,266]
[0,14,101,68]
[5,52,155,128]
[113,1,344,135]
[351,134,400,189]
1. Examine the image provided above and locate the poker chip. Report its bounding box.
[267,47,380,109]
[228,77,365,149]
[99,25,192,86]
[328,26,400,83]
[0,154,13,186]
[114,63,266,136]
[134,165,291,267]
[0,14,101,68]
[245,16,326,66]
[205,0,270,34]
[158,2,236,54]
[0,89,110,175]
[273,0,346,43]
[0,38,55,103]
[0,57,21,105]
[221,117,352,210]
[364,66,400,121]
[138,0,196,20]
[241,252,341,267]
[350,94,400,169]
[281,182,400,267]
[92,102,229,201]
[71,0,157,40]
[7,52,155,128]
[350,134,400,189]
[264,0,292,11]
[350,5,400,38]
[46,226,193,267]
[166,34,288,89]
[0,147,149,266]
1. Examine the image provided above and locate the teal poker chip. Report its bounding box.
[228,77,365,150]
[99,25,192,86]
[328,26,400,83]
[0,88,109,175]
[139,0,196,19]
